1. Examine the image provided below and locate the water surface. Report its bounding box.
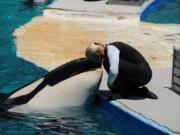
[143,0,180,24]
[0,0,51,93]
[0,105,126,135]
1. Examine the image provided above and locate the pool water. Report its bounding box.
[0,1,126,135]
[0,105,125,135]
[0,0,50,94]
[143,0,180,24]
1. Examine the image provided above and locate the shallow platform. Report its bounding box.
[100,67,180,133]
[48,0,141,14]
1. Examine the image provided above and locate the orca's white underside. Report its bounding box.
[7,68,102,112]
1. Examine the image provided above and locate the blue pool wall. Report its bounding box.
[140,0,166,21]
[97,95,177,135]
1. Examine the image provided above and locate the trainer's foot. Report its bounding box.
[107,93,125,100]
[146,90,158,99]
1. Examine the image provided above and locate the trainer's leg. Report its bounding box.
[118,59,152,85]
[111,76,134,98]
[108,77,157,99]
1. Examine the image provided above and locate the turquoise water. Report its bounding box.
[143,0,180,24]
[0,1,126,135]
[0,0,51,94]
[0,106,125,135]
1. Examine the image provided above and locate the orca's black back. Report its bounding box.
[45,58,101,86]
[0,58,101,105]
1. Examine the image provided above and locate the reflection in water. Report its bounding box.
[23,0,52,8]
[23,0,34,8]
[0,106,125,135]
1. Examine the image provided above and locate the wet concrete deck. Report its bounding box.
[100,67,180,133]
[14,0,180,133]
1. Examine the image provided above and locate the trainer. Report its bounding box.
[85,42,158,99]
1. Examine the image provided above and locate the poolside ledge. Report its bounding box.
[99,68,180,134]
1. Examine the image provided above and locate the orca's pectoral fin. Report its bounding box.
[10,81,47,105]
[10,94,32,105]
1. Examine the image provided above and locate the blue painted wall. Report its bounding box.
[97,95,177,135]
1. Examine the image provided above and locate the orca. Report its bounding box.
[0,58,102,111]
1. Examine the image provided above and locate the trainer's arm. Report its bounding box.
[107,45,120,88]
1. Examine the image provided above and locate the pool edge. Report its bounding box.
[97,94,178,135]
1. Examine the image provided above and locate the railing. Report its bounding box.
[171,45,180,94]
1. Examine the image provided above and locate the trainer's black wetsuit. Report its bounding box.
[103,42,152,97]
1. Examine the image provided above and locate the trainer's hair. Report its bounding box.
[94,42,106,47]
[85,43,102,64]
